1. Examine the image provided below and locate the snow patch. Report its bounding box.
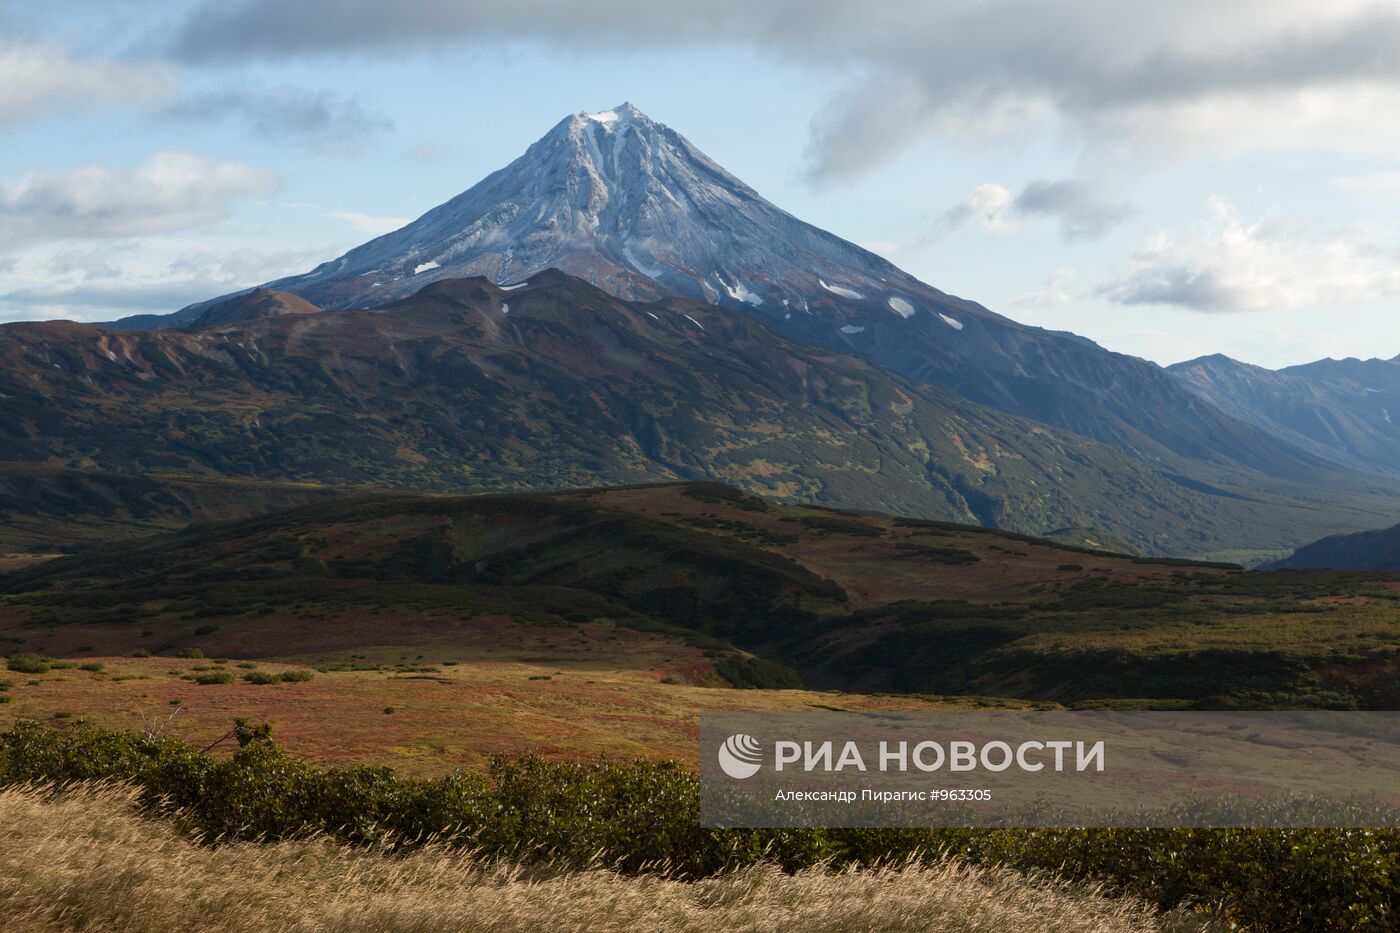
[1384,408,1393,424]
[682,314,705,330]
[938,313,964,331]
[887,296,915,319]
[820,279,864,300]
[501,303,509,314]
[586,109,619,125]
[498,282,526,291]
[414,261,440,275]
[645,310,660,321]
[623,244,665,279]
[718,274,763,306]
[839,325,865,334]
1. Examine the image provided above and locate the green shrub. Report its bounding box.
[241,671,282,685]
[79,663,104,673]
[193,672,235,685]
[0,721,1394,929]
[129,649,151,658]
[714,655,804,690]
[6,654,50,675]
[175,648,204,659]
[278,669,314,683]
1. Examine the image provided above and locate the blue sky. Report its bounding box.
[6,1,1400,368]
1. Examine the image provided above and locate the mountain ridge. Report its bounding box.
[12,272,1397,558]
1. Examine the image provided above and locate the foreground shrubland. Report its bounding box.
[0,783,1201,933]
[0,721,1393,930]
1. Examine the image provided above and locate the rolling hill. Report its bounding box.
[1268,521,1400,571]
[0,464,338,560]
[5,482,1398,709]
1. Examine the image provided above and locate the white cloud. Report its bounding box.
[1097,197,1400,312]
[323,210,410,235]
[1013,267,1078,308]
[936,178,1130,242]
[934,184,1017,238]
[1332,171,1400,198]
[0,152,280,250]
[0,41,169,125]
[0,244,336,323]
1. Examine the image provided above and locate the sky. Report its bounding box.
[5,1,1400,369]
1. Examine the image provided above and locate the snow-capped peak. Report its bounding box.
[237,102,953,333]
[580,102,644,127]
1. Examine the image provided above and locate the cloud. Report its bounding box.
[1332,171,1400,198]
[1013,268,1078,308]
[323,211,409,235]
[0,244,336,323]
[402,142,453,163]
[45,246,126,280]
[0,41,170,125]
[0,152,280,251]
[1097,197,1400,312]
[1013,179,1132,240]
[934,184,1016,238]
[162,1,1400,182]
[0,280,235,315]
[935,178,1128,241]
[160,88,393,154]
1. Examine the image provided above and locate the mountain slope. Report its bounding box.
[114,104,1375,500]
[1268,521,1400,571]
[1170,353,1400,475]
[11,273,1394,556]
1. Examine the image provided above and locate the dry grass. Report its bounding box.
[0,783,1210,933]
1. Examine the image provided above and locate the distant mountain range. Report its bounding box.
[4,103,1395,560]
[1170,353,1400,477]
[5,273,1311,556]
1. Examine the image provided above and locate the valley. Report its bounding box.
[4,482,1398,763]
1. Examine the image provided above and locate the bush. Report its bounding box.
[6,654,50,675]
[0,721,1394,929]
[241,671,282,685]
[193,672,235,685]
[175,648,205,659]
[129,649,151,658]
[79,663,105,673]
[278,669,315,683]
[714,655,804,690]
